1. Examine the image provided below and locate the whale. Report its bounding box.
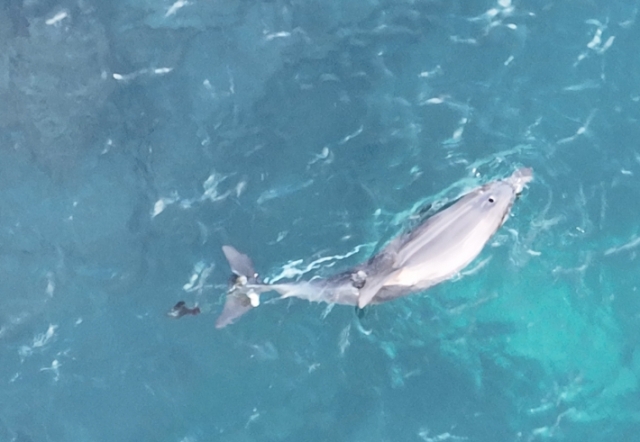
[214,167,533,328]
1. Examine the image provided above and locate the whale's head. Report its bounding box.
[455,167,534,233]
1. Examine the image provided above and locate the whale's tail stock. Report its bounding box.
[216,245,325,328]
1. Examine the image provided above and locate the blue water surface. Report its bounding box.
[1,0,640,441]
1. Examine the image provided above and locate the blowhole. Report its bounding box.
[488,197,495,203]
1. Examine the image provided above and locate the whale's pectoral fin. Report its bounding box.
[357,277,387,308]
[357,265,402,308]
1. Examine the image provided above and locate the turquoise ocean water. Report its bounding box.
[1,0,639,441]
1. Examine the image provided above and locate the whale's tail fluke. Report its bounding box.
[215,246,262,329]
[215,289,254,328]
[222,245,258,281]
